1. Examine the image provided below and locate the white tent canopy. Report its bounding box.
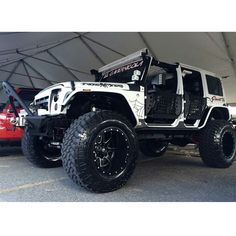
[0,32,235,103]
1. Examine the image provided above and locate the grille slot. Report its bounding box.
[35,96,49,110]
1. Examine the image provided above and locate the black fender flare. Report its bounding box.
[199,106,230,128]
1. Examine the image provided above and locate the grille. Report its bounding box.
[35,96,49,110]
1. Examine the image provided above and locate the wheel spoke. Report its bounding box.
[104,131,112,144]
[96,134,103,144]
[92,127,131,177]
[103,155,111,164]
[99,158,103,167]
[107,147,120,150]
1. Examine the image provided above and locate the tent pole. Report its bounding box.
[0,61,21,92]
[22,60,35,88]
[0,36,80,69]
[0,68,44,80]
[221,32,236,77]
[5,61,21,82]
[137,32,157,58]
[79,37,105,65]
[46,50,81,81]
[74,32,125,57]
[23,61,55,85]
[17,51,89,75]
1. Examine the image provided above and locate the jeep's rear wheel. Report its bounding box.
[61,110,138,193]
[22,129,62,168]
[199,120,236,168]
[139,140,168,157]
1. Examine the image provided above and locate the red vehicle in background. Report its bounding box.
[0,87,41,146]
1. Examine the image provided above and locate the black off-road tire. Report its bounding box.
[21,128,62,168]
[139,140,168,158]
[199,120,236,168]
[61,110,138,193]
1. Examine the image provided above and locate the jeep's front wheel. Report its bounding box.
[61,110,138,193]
[21,129,62,168]
[139,140,168,158]
[199,120,236,168]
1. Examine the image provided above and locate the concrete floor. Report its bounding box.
[0,146,236,202]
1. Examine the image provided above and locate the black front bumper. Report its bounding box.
[26,115,50,136]
[26,115,46,129]
[26,115,70,137]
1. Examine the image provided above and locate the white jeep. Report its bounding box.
[3,48,236,193]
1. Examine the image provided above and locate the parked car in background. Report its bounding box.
[0,87,41,146]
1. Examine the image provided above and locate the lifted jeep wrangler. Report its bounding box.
[3,49,236,193]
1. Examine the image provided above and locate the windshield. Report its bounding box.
[99,59,147,83]
[146,64,178,93]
